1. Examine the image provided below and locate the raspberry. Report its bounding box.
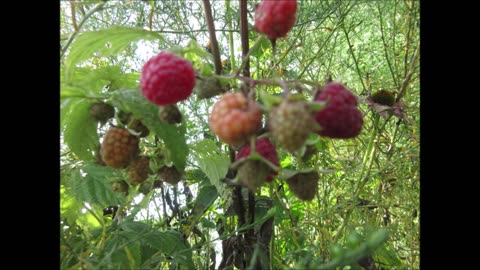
[236,138,279,183]
[314,82,363,138]
[268,99,314,152]
[127,156,151,185]
[140,51,196,105]
[254,0,297,40]
[209,93,262,146]
[286,171,319,201]
[158,104,182,124]
[196,76,223,99]
[100,127,139,168]
[90,102,115,124]
[371,89,395,106]
[158,166,182,185]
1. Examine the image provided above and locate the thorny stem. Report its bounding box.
[240,0,250,78]
[202,0,222,75]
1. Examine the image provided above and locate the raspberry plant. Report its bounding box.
[61,1,420,269]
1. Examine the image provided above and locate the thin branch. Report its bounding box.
[376,2,399,88]
[202,0,222,75]
[60,2,105,59]
[297,26,337,79]
[70,1,79,32]
[396,44,419,103]
[341,23,367,94]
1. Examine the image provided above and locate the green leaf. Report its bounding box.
[110,89,188,171]
[60,185,84,225]
[375,244,403,267]
[63,100,98,161]
[70,163,125,207]
[60,85,88,99]
[251,35,271,59]
[145,230,195,269]
[65,26,167,78]
[60,98,81,130]
[182,185,218,236]
[189,139,230,198]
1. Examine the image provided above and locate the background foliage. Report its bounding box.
[60,1,419,269]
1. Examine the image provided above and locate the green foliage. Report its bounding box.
[183,184,218,236]
[70,163,125,207]
[110,89,188,171]
[189,139,230,198]
[65,26,165,78]
[61,185,84,225]
[144,229,195,268]
[60,1,420,269]
[63,100,98,161]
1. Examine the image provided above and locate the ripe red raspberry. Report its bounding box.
[100,127,139,168]
[314,82,363,138]
[254,0,297,40]
[209,93,262,146]
[236,138,279,183]
[140,51,196,105]
[268,99,314,152]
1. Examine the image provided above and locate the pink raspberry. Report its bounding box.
[209,93,262,146]
[314,82,363,138]
[236,138,279,182]
[140,51,195,105]
[254,0,297,40]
